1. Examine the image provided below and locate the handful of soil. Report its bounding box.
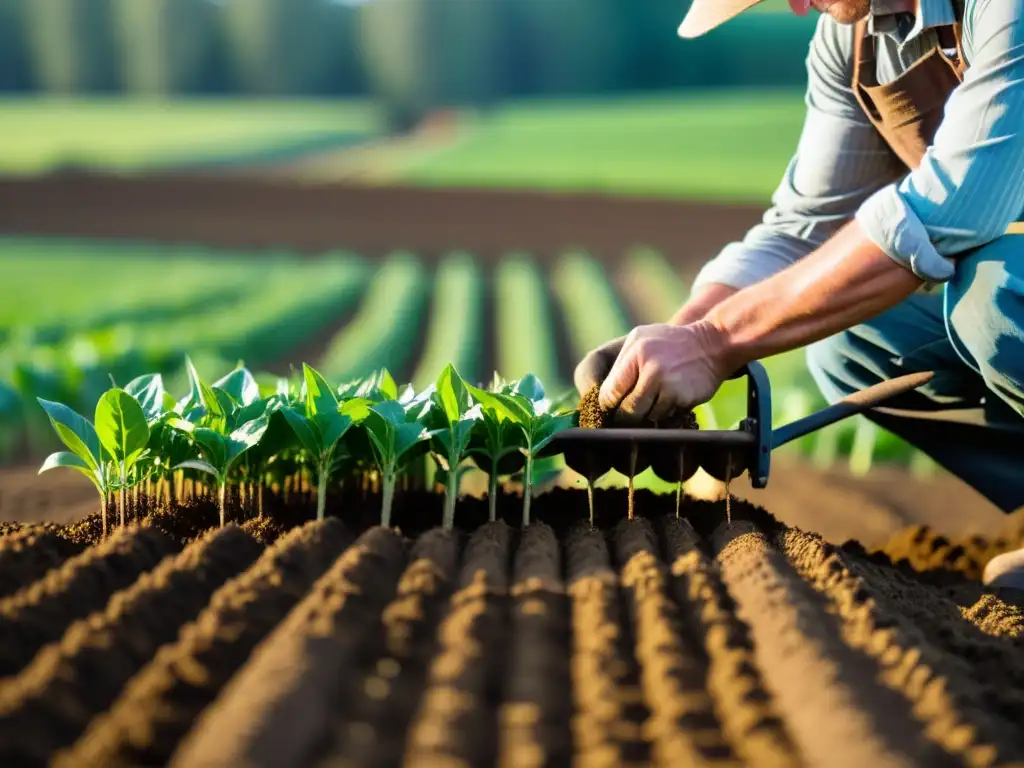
[577,384,698,430]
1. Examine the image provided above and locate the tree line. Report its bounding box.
[0,0,815,126]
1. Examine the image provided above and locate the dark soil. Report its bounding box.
[0,175,763,267]
[0,486,1021,765]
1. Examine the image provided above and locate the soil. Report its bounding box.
[577,384,699,431]
[0,175,763,267]
[0,477,1022,764]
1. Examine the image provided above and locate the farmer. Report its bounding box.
[574,0,1024,587]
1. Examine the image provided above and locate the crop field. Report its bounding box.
[2,484,1023,766]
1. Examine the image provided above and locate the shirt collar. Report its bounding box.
[869,0,957,44]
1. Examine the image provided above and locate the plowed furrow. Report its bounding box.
[851,555,1024,699]
[56,519,352,768]
[317,527,459,768]
[566,522,648,767]
[168,526,407,768]
[497,522,571,768]
[0,528,83,599]
[0,525,178,677]
[659,517,798,768]
[782,528,1021,766]
[0,524,260,764]
[614,518,738,767]
[714,522,947,768]
[403,520,512,768]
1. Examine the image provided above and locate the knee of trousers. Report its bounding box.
[945,244,1024,389]
[805,334,861,404]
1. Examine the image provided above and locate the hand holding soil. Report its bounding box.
[597,321,729,424]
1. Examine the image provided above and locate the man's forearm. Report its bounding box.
[705,221,922,371]
[669,283,737,325]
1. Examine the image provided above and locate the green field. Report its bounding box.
[400,90,805,202]
[0,92,805,202]
[0,98,380,175]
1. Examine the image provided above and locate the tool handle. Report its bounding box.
[770,370,934,450]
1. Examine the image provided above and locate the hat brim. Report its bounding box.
[677,0,767,38]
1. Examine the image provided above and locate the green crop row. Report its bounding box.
[35,361,578,535]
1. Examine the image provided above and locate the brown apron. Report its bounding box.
[851,12,1024,234]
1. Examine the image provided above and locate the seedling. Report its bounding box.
[280,364,366,521]
[362,399,439,527]
[465,374,575,527]
[421,365,479,529]
[467,375,525,522]
[169,361,272,526]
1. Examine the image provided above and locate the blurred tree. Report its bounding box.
[506,0,627,95]
[25,0,119,93]
[0,0,32,91]
[359,0,501,132]
[222,0,364,94]
[112,0,226,94]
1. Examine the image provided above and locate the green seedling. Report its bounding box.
[280,364,366,521]
[466,373,575,527]
[38,387,150,534]
[467,375,526,522]
[425,364,479,530]
[168,361,272,527]
[362,399,439,528]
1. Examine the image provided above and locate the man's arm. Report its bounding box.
[599,0,1024,419]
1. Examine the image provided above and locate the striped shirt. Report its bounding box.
[693,0,1024,290]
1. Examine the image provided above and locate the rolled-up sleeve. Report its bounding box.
[694,15,905,291]
[856,0,1024,283]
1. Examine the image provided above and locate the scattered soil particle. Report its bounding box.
[317,527,460,768]
[614,517,738,766]
[0,525,179,677]
[241,515,290,545]
[782,528,1023,765]
[497,522,572,768]
[168,527,407,768]
[577,385,698,430]
[713,521,946,768]
[565,522,648,767]
[0,524,261,764]
[0,528,84,598]
[403,521,512,767]
[659,516,799,768]
[56,519,351,768]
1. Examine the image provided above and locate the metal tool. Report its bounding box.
[541,361,935,487]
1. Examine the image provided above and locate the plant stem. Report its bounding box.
[316,463,329,522]
[258,482,264,519]
[119,488,126,528]
[627,443,638,521]
[100,493,108,538]
[488,471,499,523]
[522,452,533,528]
[381,470,396,528]
[218,482,227,528]
[587,472,595,528]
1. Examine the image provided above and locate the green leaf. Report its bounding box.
[513,374,545,403]
[364,426,391,470]
[378,369,398,400]
[37,398,101,472]
[39,451,103,492]
[436,364,470,425]
[211,387,237,420]
[372,399,407,427]
[192,428,227,468]
[302,364,338,418]
[95,389,150,465]
[467,385,533,425]
[340,397,373,423]
[173,459,219,478]
[396,422,441,460]
[214,367,261,407]
[530,412,577,455]
[282,406,323,458]
[125,374,166,423]
[316,411,354,453]
[226,413,271,464]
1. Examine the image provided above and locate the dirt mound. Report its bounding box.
[0,490,1018,765]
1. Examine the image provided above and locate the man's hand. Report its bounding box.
[597,320,732,424]
[573,335,626,395]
